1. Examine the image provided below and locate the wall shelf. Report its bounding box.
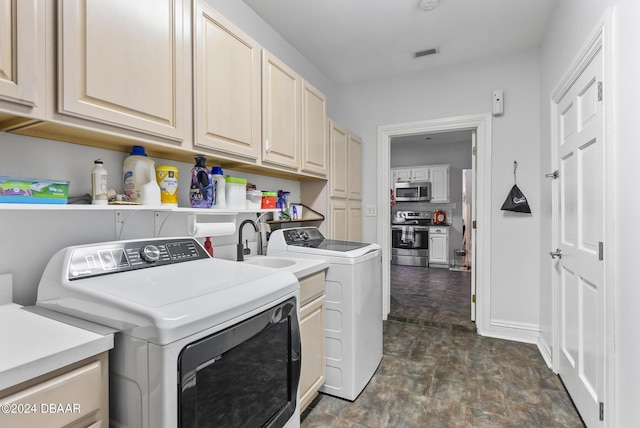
[266,204,325,225]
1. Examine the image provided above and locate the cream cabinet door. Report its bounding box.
[59,0,188,142]
[348,133,362,200]
[262,50,300,170]
[391,168,412,183]
[0,0,45,119]
[193,1,261,161]
[329,199,348,240]
[329,120,348,198]
[299,295,325,412]
[348,201,362,242]
[301,80,327,177]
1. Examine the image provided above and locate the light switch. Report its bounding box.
[365,205,377,217]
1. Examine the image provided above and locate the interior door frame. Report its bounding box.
[377,113,492,333]
[550,10,614,427]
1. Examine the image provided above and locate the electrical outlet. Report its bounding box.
[365,205,377,217]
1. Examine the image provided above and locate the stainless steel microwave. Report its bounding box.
[394,181,432,202]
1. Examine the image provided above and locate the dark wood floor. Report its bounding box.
[389,264,476,332]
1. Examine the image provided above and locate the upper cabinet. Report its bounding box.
[262,51,301,171]
[348,133,362,200]
[430,164,450,203]
[329,120,349,199]
[193,1,261,161]
[58,0,189,144]
[0,0,46,122]
[301,80,328,177]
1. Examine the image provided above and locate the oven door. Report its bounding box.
[178,297,301,428]
[391,226,429,249]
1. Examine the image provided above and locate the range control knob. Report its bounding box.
[299,230,309,240]
[140,245,161,263]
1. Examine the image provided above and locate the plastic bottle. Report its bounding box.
[122,146,161,205]
[204,237,213,257]
[91,159,108,205]
[211,167,226,209]
[190,156,213,208]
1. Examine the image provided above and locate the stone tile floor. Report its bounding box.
[301,265,585,427]
[301,322,585,427]
[389,265,476,332]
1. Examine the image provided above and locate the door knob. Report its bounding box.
[549,249,562,259]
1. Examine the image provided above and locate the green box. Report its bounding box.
[0,176,70,204]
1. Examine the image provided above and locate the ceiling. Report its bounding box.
[243,0,557,86]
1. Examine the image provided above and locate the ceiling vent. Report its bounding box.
[414,48,439,58]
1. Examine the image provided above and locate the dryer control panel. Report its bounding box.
[67,238,209,281]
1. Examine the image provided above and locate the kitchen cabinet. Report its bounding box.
[429,226,450,266]
[329,199,348,240]
[193,1,261,162]
[348,133,363,200]
[430,164,450,203]
[0,0,46,123]
[57,0,190,144]
[391,167,430,184]
[299,271,326,412]
[328,119,363,240]
[348,201,362,241]
[301,80,328,177]
[262,50,301,171]
[0,352,109,428]
[329,120,349,199]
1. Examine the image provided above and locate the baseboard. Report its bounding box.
[477,319,540,344]
[537,335,553,369]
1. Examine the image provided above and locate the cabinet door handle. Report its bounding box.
[265,138,271,153]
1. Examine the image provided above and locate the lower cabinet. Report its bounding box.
[0,352,109,428]
[298,271,326,413]
[429,226,450,267]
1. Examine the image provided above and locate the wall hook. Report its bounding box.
[513,160,518,184]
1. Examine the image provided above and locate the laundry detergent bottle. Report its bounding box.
[122,146,161,205]
[190,156,213,208]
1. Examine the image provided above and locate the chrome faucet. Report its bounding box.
[237,219,259,261]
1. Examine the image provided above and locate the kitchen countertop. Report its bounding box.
[244,255,329,279]
[0,304,114,391]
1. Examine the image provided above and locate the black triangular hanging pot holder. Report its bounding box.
[501,184,531,213]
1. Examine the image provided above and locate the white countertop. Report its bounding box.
[0,304,114,391]
[243,255,329,279]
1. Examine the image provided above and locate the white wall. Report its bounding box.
[540,0,640,424]
[339,50,542,335]
[0,133,300,305]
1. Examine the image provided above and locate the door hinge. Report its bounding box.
[472,146,477,156]
[472,294,476,303]
[599,242,604,261]
[472,220,476,229]
[598,82,603,101]
[599,401,604,421]
[545,170,559,179]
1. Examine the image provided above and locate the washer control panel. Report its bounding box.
[67,238,209,281]
[282,227,325,244]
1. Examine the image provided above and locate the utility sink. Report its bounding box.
[243,256,329,279]
[244,257,296,269]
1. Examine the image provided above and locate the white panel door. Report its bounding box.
[555,48,604,428]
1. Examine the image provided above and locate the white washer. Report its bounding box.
[36,237,301,428]
[267,227,383,401]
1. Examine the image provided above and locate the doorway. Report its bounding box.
[377,114,492,334]
[388,131,474,330]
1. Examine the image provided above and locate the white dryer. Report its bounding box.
[267,227,382,401]
[36,237,301,428]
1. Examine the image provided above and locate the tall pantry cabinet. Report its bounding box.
[328,119,363,241]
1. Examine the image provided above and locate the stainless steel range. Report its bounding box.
[391,211,432,267]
